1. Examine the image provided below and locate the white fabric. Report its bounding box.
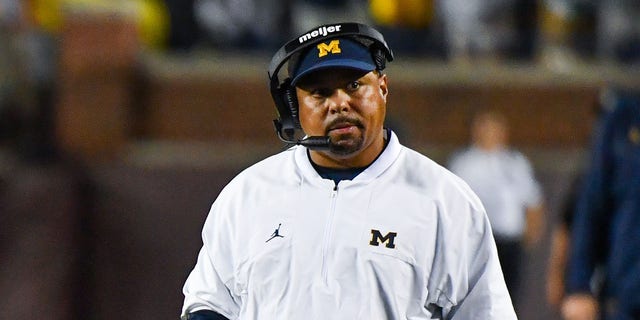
[448,147,542,239]
[182,132,516,319]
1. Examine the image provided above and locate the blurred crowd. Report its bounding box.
[167,0,640,67]
[4,1,639,60]
[1,0,637,166]
[1,0,638,159]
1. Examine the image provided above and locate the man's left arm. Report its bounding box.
[439,206,518,319]
[183,310,230,320]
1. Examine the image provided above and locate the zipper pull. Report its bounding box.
[331,183,338,197]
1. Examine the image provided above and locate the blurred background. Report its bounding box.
[0,0,638,319]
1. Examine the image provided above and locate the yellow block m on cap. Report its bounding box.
[317,40,342,57]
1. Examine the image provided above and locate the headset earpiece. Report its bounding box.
[271,85,294,141]
[283,80,300,128]
[371,46,387,71]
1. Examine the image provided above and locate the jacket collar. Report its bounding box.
[294,129,402,186]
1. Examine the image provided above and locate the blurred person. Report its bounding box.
[0,0,22,107]
[194,0,292,52]
[368,0,446,57]
[438,0,526,62]
[546,90,610,311]
[163,0,199,51]
[448,109,545,311]
[180,22,516,319]
[0,0,29,146]
[437,0,482,61]
[562,88,640,320]
[0,3,77,319]
[510,0,538,60]
[538,0,598,69]
[134,0,171,50]
[290,0,370,38]
[0,0,59,159]
[596,0,640,65]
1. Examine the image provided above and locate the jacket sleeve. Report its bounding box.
[425,184,517,319]
[565,108,615,294]
[183,310,230,320]
[448,210,517,319]
[181,201,241,319]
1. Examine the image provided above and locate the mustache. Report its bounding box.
[325,117,364,133]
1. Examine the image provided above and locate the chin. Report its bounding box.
[328,138,363,156]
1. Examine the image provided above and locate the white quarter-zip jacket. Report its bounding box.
[181,132,516,319]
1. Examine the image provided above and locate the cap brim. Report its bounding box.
[291,59,376,85]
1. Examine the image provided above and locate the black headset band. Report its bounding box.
[267,22,394,88]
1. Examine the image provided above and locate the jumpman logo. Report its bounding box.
[266,223,284,242]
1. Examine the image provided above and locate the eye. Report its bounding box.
[346,81,360,91]
[311,88,332,98]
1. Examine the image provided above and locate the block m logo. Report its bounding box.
[317,40,341,58]
[369,229,397,249]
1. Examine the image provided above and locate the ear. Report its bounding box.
[378,73,388,102]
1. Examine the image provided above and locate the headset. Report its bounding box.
[267,22,394,149]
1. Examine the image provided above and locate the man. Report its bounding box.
[180,22,516,319]
[448,110,545,309]
[562,88,640,320]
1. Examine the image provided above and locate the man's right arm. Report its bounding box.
[182,202,241,319]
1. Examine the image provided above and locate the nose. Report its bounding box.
[327,89,350,114]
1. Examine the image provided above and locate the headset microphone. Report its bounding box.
[273,120,331,150]
[297,136,331,149]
